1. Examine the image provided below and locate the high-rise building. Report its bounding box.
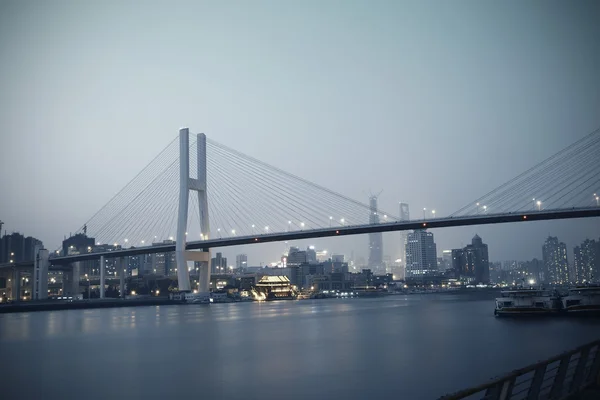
[470,235,489,283]
[399,202,410,221]
[451,235,489,283]
[236,254,248,270]
[523,258,544,284]
[287,246,317,265]
[307,246,317,264]
[24,236,43,260]
[440,250,453,271]
[211,252,227,274]
[61,233,95,276]
[1,232,24,263]
[542,236,569,284]
[405,230,437,278]
[368,196,384,271]
[150,240,176,276]
[398,202,410,275]
[573,239,598,283]
[287,247,307,265]
[332,254,345,263]
[62,233,95,258]
[1,232,44,263]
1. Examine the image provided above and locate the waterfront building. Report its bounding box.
[543,236,569,284]
[573,239,598,283]
[451,235,490,284]
[255,276,296,300]
[405,230,437,278]
[1,232,44,263]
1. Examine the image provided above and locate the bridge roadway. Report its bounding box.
[44,207,600,266]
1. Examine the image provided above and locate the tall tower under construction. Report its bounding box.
[368,195,384,272]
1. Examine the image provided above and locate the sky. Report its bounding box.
[1,0,599,266]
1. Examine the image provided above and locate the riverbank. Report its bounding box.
[0,298,173,313]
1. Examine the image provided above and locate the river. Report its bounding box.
[1,292,599,399]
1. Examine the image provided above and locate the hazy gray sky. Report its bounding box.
[1,0,599,265]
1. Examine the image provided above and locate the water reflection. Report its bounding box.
[1,295,599,400]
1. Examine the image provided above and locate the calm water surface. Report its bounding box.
[1,293,599,399]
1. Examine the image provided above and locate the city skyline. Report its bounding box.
[1,1,599,263]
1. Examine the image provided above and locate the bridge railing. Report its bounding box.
[439,339,600,400]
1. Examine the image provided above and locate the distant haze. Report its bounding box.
[1,0,599,265]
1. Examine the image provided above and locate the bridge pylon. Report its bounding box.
[176,128,211,293]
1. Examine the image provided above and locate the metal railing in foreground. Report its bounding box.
[439,340,600,400]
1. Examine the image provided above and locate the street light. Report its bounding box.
[231,229,236,235]
[265,226,269,233]
[423,208,427,219]
[483,205,487,213]
[329,216,333,227]
[431,210,436,217]
[536,200,542,211]
[300,222,305,229]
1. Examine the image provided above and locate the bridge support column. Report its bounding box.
[186,250,211,292]
[72,262,81,297]
[62,268,72,296]
[33,246,49,300]
[175,128,210,293]
[176,128,191,291]
[12,269,20,301]
[100,256,105,299]
[119,257,126,297]
[197,133,211,293]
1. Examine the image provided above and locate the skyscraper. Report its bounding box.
[1,232,44,263]
[236,254,248,270]
[542,236,569,284]
[368,195,384,272]
[573,239,598,283]
[405,230,437,278]
[398,202,410,276]
[452,235,490,283]
[211,252,227,274]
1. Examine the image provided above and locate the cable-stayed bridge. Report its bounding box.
[3,127,600,298]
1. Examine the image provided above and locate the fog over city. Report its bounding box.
[1,0,599,264]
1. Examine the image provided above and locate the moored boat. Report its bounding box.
[562,285,600,314]
[494,289,561,316]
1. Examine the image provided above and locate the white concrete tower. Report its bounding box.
[176,128,211,293]
[32,245,49,300]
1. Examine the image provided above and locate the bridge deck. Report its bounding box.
[48,207,600,265]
